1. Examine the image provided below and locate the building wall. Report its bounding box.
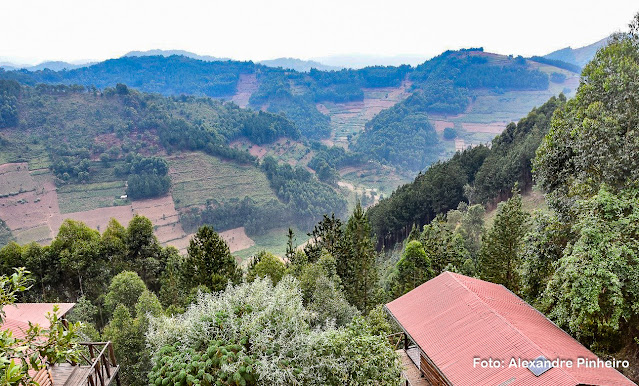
[420,351,451,386]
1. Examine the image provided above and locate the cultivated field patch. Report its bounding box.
[233,226,306,262]
[0,167,59,244]
[461,122,507,134]
[172,227,255,258]
[339,163,410,199]
[168,152,278,209]
[231,138,312,166]
[231,73,259,108]
[56,181,127,214]
[428,70,580,156]
[0,163,36,196]
[317,80,413,148]
[51,194,191,253]
[431,120,455,133]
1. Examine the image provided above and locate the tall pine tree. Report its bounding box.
[182,225,241,292]
[392,240,434,297]
[479,188,529,292]
[339,202,378,313]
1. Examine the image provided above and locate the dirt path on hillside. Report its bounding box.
[231,74,258,108]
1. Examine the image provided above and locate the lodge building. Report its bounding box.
[385,272,636,386]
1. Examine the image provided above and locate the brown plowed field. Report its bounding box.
[431,120,455,133]
[461,122,509,134]
[52,194,191,252]
[0,163,202,253]
[231,73,259,108]
[0,166,59,244]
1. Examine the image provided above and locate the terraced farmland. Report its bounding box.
[428,65,580,158]
[231,138,312,166]
[0,163,36,196]
[57,181,128,213]
[168,152,278,209]
[0,165,59,245]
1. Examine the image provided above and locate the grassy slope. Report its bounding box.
[483,187,548,228]
[431,61,580,160]
[233,226,306,261]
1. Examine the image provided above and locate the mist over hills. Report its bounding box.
[0,60,95,71]
[258,57,341,72]
[123,49,231,62]
[311,54,430,68]
[1,37,608,75]
[543,35,611,68]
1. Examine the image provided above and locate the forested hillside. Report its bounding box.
[0,48,572,173]
[367,94,566,245]
[0,46,578,253]
[0,80,346,245]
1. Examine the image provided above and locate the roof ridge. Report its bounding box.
[444,272,581,385]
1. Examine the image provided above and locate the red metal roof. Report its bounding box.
[386,272,636,386]
[1,303,75,339]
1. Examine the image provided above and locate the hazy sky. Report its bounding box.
[2,0,637,65]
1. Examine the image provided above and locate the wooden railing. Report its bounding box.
[76,342,120,386]
[388,332,404,350]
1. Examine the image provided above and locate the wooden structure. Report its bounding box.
[388,331,448,386]
[385,272,636,386]
[1,303,120,386]
[50,342,120,386]
[33,368,54,386]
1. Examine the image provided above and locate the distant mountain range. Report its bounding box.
[0,36,611,75]
[0,60,95,71]
[258,58,341,72]
[123,49,231,62]
[311,54,429,69]
[124,50,343,72]
[121,50,429,70]
[543,36,611,69]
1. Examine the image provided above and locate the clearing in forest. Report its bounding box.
[317,80,413,148]
[231,73,259,108]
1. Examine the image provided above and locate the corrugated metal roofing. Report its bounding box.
[1,303,75,339]
[386,272,636,386]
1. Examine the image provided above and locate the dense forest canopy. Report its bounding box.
[352,93,442,171]
[0,56,256,97]
[0,80,20,128]
[0,202,403,385]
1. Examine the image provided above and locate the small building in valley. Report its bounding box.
[385,272,636,386]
